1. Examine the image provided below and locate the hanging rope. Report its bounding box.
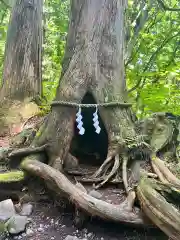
[50,100,132,136]
[51,100,132,108]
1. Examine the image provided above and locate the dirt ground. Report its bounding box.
[3,202,167,240]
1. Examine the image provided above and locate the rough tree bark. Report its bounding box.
[0,0,43,136]
[1,0,42,100]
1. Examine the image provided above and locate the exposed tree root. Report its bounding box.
[10,127,37,148]
[122,155,136,211]
[21,158,151,226]
[65,170,95,176]
[78,142,138,212]
[151,161,168,184]
[77,176,123,184]
[90,144,124,180]
[1,141,180,237]
[122,155,129,193]
[91,155,113,179]
[73,182,90,228]
[94,155,120,189]
[8,144,48,158]
[3,106,180,236]
[137,177,180,240]
[126,190,136,212]
[152,154,180,187]
[140,170,157,179]
[75,169,155,184]
[81,169,157,184]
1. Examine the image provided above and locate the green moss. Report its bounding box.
[0,222,6,233]
[0,171,25,183]
[36,124,44,137]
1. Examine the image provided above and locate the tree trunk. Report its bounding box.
[1,0,42,101]
[34,0,135,169]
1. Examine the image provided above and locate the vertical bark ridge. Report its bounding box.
[88,0,134,145]
[1,0,42,100]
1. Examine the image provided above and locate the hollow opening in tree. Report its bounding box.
[70,92,108,167]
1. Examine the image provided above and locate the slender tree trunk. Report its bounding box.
[1,0,42,101]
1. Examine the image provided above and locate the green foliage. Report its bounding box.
[126,0,180,118]
[0,0,179,118]
[42,0,70,101]
[0,3,9,82]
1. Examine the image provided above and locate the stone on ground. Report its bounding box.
[89,190,102,199]
[64,235,79,240]
[6,215,28,234]
[19,203,33,216]
[0,199,16,221]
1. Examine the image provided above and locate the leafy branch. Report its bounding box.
[157,0,180,12]
[125,1,154,64]
[128,31,180,93]
[0,0,11,8]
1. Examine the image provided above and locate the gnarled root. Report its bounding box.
[86,143,125,189]
[122,155,136,211]
[83,143,138,211]
[21,158,151,226]
[90,142,124,179]
[8,144,48,158]
[10,127,37,148]
[137,177,180,240]
[151,154,180,187]
[94,154,121,189]
[91,155,114,179]
[151,161,168,184]
[76,176,122,184]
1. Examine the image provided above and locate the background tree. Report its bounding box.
[0,0,43,101]
[0,0,43,136]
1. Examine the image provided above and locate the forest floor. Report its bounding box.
[0,114,168,240]
[7,201,167,240]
